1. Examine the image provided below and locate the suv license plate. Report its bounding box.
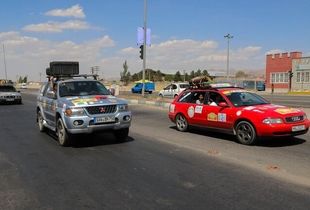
[292,125,305,132]
[94,116,115,123]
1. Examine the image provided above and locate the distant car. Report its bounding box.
[0,84,22,104]
[159,82,190,98]
[168,83,309,145]
[20,83,27,89]
[131,82,155,94]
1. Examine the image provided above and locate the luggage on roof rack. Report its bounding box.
[46,61,79,76]
[189,76,212,88]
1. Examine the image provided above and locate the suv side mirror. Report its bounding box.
[47,90,56,99]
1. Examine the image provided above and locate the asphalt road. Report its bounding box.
[0,93,309,210]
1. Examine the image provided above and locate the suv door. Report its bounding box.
[43,85,57,127]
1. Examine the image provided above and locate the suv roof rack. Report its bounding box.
[47,74,99,81]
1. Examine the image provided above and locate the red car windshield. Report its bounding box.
[225,91,269,107]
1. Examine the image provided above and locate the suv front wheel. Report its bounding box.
[57,118,72,146]
[37,110,46,132]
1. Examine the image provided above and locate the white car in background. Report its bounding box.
[159,82,190,98]
[20,83,27,89]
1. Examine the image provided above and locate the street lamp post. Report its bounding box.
[224,33,233,80]
[141,0,147,97]
[3,44,7,80]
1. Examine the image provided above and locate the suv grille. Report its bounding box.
[86,105,117,115]
[285,115,304,123]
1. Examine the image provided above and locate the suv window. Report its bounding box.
[59,81,110,97]
[0,86,16,92]
[172,84,177,89]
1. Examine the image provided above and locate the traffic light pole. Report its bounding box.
[142,0,147,97]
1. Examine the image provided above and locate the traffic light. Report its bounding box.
[288,70,293,78]
[139,45,144,60]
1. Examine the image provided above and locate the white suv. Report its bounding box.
[159,82,190,98]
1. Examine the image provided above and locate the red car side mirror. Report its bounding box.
[218,102,229,107]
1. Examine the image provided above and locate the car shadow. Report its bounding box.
[169,126,307,147]
[255,137,306,147]
[45,130,134,148]
[169,125,236,142]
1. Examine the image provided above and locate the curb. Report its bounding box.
[126,99,170,109]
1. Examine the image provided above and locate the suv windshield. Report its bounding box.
[0,86,16,92]
[226,91,269,107]
[59,81,110,97]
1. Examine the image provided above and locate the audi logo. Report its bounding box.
[291,116,300,121]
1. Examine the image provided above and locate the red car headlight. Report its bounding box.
[262,118,283,124]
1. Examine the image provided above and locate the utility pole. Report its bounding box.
[224,33,233,80]
[142,0,147,97]
[3,44,7,80]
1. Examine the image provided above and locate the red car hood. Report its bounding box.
[240,104,305,118]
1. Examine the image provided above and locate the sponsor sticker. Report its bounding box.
[169,104,175,113]
[207,112,217,121]
[188,106,195,118]
[195,106,203,114]
[236,110,242,116]
[218,113,227,122]
[274,108,300,115]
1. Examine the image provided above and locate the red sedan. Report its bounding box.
[168,85,310,145]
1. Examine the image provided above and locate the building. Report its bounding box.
[292,57,310,91]
[265,52,302,91]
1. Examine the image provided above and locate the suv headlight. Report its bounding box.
[118,104,128,112]
[64,107,85,116]
[262,118,283,124]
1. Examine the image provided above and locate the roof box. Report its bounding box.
[47,61,79,76]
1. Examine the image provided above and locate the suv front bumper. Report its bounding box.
[64,111,132,134]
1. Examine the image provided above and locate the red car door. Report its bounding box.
[196,91,234,130]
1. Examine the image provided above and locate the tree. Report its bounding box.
[18,76,23,83]
[202,69,210,76]
[189,70,195,79]
[185,73,190,81]
[235,70,247,78]
[174,71,182,81]
[194,69,202,77]
[120,60,131,85]
[23,76,28,83]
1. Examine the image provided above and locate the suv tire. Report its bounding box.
[57,118,71,146]
[37,110,46,132]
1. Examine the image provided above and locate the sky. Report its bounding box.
[0,0,309,81]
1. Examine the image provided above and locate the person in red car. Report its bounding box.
[168,83,310,145]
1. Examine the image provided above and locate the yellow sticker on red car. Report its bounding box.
[274,108,300,115]
[207,112,218,121]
